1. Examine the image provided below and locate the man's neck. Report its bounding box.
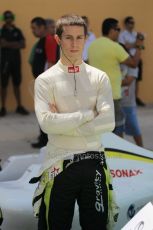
[60,55,83,66]
[39,31,47,39]
[104,35,114,41]
[126,28,133,33]
[5,23,14,29]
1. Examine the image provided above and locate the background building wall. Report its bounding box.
[1,0,152,111]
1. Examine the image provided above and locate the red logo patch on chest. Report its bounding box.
[68,66,80,73]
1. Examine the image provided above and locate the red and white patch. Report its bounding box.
[68,66,80,73]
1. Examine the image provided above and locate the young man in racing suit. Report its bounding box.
[30,14,118,230]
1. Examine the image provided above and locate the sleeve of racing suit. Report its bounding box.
[64,73,115,136]
[34,77,94,135]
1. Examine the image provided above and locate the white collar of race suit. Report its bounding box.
[58,60,85,74]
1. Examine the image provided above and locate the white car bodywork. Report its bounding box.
[0,133,153,230]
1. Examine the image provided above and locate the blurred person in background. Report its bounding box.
[0,10,29,117]
[88,18,142,137]
[118,16,146,106]
[30,17,59,148]
[46,18,56,35]
[120,44,143,146]
[81,16,96,63]
[45,18,60,69]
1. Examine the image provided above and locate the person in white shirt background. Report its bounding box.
[120,44,143,146]
[118,16,146,107]
[81,16,96,63]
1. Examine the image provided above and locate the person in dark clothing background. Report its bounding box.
[0,10,29,117]
[30,17,59,148]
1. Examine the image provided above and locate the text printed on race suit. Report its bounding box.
[94,170,104,213]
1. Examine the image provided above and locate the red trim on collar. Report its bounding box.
[68,66,80,73]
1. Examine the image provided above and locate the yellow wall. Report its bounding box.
[1,0,153,111]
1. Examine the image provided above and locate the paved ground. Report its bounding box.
[0,112,39,164]
[0,105,153,165]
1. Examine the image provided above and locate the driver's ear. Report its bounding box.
[54,34,61,45]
